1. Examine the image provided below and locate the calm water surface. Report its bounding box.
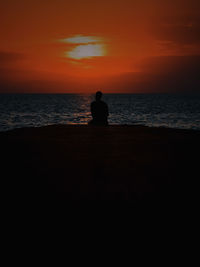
[0,93,200,131]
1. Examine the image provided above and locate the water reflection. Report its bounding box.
[0,93,200,131]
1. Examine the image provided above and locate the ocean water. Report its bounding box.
[0,93,200,131]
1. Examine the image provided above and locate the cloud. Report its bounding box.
[0,51,26,85]
[59,35,104,44]
[0,51,24,67]
[152,15,200,45]
[100,55,200,93]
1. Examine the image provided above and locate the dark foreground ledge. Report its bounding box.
[1,125,200,208]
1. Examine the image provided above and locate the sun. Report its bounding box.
[60,34,107,60]
[66,44,106,60]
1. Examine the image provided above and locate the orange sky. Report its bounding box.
[0,0,200,93]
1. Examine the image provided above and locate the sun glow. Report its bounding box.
[60,34,107,60]
[60,35,104,44]
[66,44,106,60]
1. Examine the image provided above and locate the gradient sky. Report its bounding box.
[0,0,200,93]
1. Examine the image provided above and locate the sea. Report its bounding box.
[0,93,200,131]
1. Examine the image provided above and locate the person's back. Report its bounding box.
[90,91,109,125]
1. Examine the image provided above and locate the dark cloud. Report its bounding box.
[0,51,25,84]
[152,15,200,45]
[140,55,200,92]
[0,51,24,67]
[0,50,83,93]
[0,51,28,92]
[0,52,18,85]
[102,55,200,93]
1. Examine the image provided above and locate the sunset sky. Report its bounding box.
[0,0,200,93]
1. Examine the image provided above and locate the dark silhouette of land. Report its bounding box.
[89,91,109,125]
[1,125,199,208]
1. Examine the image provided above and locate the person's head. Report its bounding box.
[95,91,102,101]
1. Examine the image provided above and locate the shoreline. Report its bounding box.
[1,123,200,134]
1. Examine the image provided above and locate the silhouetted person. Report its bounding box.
[89,91,109,125]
